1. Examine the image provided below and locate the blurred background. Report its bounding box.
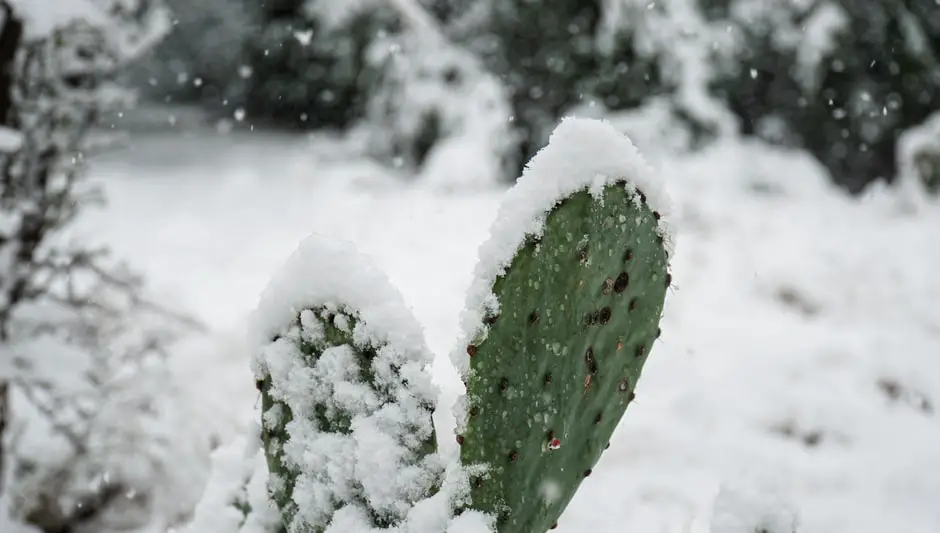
[0,0,938,532]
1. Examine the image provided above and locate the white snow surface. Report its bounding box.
[32,109,940,533]
[450,116,674,380]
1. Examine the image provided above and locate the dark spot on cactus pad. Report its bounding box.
[544,373,553,385]
[579,245,589,265]
[499,378,509,393]
[665,273,672,287]
[635,344,646,358]
[550,522,558,530]
[657,327,662,338]
[456,435,465,445]
[584,311,599,326]
[624,248,633,262]
[474,477,484,488]
[637,190,647,203]
[618,378,630,392]
[255,379,264,391]
[594,412,603,424]
[547,429,555,440]
[614,272,629,293]
[583,469,592,477]
[628,298,638,311]
[509,451,519,462]
[598,306,612,324]
[653,210,661,220]
[529,310,540,324]
[657,235,664,245]
[484,314,500,325]
[605,442,610,450]
[628,391,636,402]
[469,406,479,417]
[584,347,597,374]
[467,344,478,358]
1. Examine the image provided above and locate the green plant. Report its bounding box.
[248,117,674,533]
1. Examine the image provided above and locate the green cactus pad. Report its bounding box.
[256,306,440,533]
[459,183,670,533]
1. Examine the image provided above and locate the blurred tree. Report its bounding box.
[452,0,729,177]
[240,0,401,129]
[129,0,261,107]
[706,0,940,193]
[0,2,202,532]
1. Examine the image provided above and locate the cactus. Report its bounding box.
[455,180,669,533]
[250,237,447,533]
[243,117,673,533]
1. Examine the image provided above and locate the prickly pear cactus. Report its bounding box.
[454,117,673,533]
[250,236,445,533]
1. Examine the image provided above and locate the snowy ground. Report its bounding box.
[72,115,940,533]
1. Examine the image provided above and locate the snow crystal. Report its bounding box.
[450,116,674,380]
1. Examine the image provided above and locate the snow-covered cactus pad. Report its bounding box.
[452,117,674,533]
[249,236,446,533]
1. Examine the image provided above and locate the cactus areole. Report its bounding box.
[453,117,673,533]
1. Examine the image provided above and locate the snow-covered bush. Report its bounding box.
[360,7,516,188]
[182,118,678,533]
[897,112,940,198]
[239,0,400,129]
[705,0,940,192]
[0,2,205,532]
[454,0,732,176]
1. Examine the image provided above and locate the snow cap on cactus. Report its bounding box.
[451,116,674,379]
[248,234,429,361]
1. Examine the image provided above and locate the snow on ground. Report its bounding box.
[72,117,940,533]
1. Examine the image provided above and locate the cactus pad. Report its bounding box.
[456,118,672,533]
[250,236,444,533]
